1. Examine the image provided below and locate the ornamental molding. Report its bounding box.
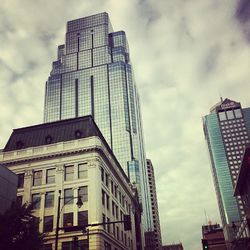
[24,169,33,177]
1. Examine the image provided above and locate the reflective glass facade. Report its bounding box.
[203,99,250,226]
[44,13,152,230]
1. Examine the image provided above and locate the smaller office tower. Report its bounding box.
[0,116,143,250]
[203,98,250,228]
[201,223,226,249]
[144,159,162,250]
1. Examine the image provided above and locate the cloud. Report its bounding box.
[0,1,250,249]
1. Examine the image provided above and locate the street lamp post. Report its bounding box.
[55,190,83,250]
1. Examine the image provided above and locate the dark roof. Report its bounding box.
[234,144,250,196]
[3,115,132,196]
[4,116,102,152]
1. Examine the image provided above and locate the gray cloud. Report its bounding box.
[0,1,250,249]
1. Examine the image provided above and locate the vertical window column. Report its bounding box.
[90,76,94,119]
[75,79,79,117]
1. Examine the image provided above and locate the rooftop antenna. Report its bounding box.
[204,209,208,224]
[219,93,223,102]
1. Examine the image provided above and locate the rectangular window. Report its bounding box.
[218,111,226,121]
[114,185,118,198]
[101,168,104,182]
[78,211,88,226]
[63,212,73,227]
[107,217,110,233]
[234,109,243,118]
[102,213,106,230]
[226,110,234,120]
[33,170,42,186]
[45,191,54,208]
[32,193,41,209]
[119,191,122,204]
[111,180,114,194]
[115,205,118,219]
[65,165,74,181]
[78,186,88,202]
[34,216,40,232]
[46,169,55,184]
[105,173,109,187]
[116,226,119,240]
[64,189,73,204]
[102,190,105,206]
[112,201,115,216]
[106,195,110,210]
[43,215,53,232]
[17,173,24,188]
[78,163,88,179]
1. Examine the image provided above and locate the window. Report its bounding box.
[105,173,109,187]
[78,211,88,226]
[63,212,73,227]
[111,180,114,194]
[45,191,54,208]
[78,163,88,179]
[106,195,110,210]
[32,193,41,209]
[46,169,55,184]
[226,110,234,120]
[78,186,88,202]
[114,185,118,198]
[43,215,53,232]
[17,173,24,188]
[112,201,115,216]
[234,109,243,118]
[65,166,74,181]
[34,216,40,232]
[102,190,105,206]
[107,217,110,233]
[101,168,104,182]
[64,189,73,204]
[219,112,226,121]
[103,213,106,230]
[33,170,42,186]
[115,205,118,219]
[116,226,119,240]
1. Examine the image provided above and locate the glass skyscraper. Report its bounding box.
[44,12,152,231]
[203,98,250,226]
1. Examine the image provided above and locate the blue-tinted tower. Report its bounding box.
[44,13,152,231]
[203,98,250,226]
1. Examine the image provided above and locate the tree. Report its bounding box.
[0,201,44,250]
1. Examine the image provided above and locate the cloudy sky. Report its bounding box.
[1,0,250,249]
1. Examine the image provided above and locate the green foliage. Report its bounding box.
[0,202,44,250]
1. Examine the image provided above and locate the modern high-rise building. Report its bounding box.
[43,13,152,231]
[144,159,162,250]
[203,98,250,227]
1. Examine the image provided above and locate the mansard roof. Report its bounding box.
[4,116,102,152]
